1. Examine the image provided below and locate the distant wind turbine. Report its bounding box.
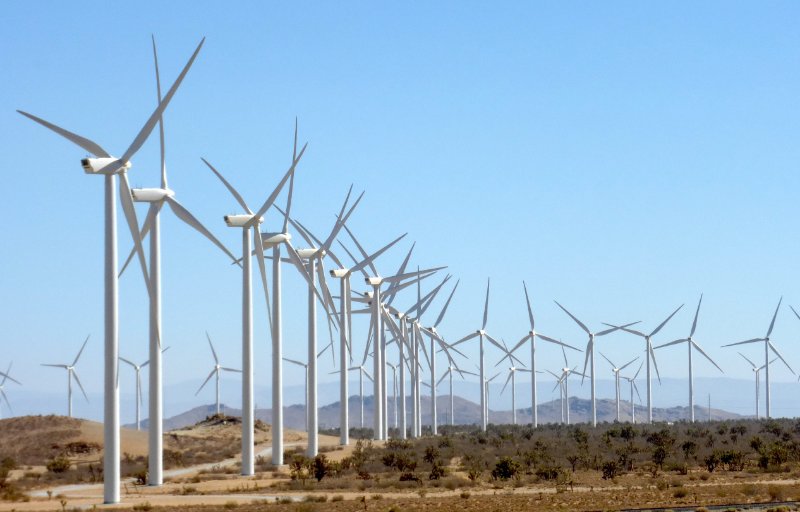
[738,352,776,420]
[196,333,241,415]
[119,347,169,431]
[0,363,21,420]
[42,335,90,417]
[598,352,638,422]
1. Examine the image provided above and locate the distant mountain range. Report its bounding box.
[127,394,743,431]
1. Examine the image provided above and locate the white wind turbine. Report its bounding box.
[603,305,682,424]
[738,352,775,420]
[500,363,531,426]
[621,362,643,424]
[0,363,21,420]
[348,363,373,429]
[19,38,204,503]
[451,279,506,431]
[362,262,443,440]
[510,282,580,428]
[284,196,368,457]
[555,302,637,427]
[117,37,238,487]
[196,332,241,416]
[386,362,399,430]
[42,335,91,418]
[119,347,169,431]
[284,357,309,432]
[435,364,463,426]
[722,298,794,419]
[203,141,307,475]
[484,371,502,424]
[333,226,408,445]
[654,295,723,422]
[598,352,639,422]
[546,347,586,425]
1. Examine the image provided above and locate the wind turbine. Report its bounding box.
[436,364,462,426]
[348,364,372,429]
[42,335,90,418]
[598,352,639,422]
[203,138,306,475]
[654,295,723,422]
[451,279,506,431]
[738,352,775,419]
[283,196,367,457]
[722,298,794,419]
[555,301,638,427]
[196,333,241,416]
[547,347,586,425]
[116,37,238,487]
[484,371,502,424]
[333,227,408,445]
[621,362,643,423]
[386,362,399,430]
[500,364,531,426]
[0,363,21,420]
[603,305,682,424]
[19,38,204,504]
[510,282,580,428]
[284,357,309,432]
[119,347,169,431]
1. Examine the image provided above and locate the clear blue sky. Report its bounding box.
[2,2,800,420]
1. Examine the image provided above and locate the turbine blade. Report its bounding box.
[649,304,684,337]
[16,110,110,157]
[768,340,795,375]
[195,368,216,395]
[206,332,219,364]
[73,334,90,366]
[602,323,646,337]
[201,158,251,213]
[323,189,363,252]
[618,356,639,371]
[596,321,641,337]
[138,373,144,406]
[738,352,758,369]
[537,333,581,352]
[522,281,535,331]
[649,344,662,384]
[245,143,308,229]
[221,367,242,373]
[119,173,151,298]
[72,371,89,402]
[690,293,703,338]
[481,278,491,330]
[282,158,295,234]
[151,35,167,190]
[653,338,688,350]
[632,361,643,380]
[119,356,136,368]
[0,389,12,413]
[722,338,764,348]
[500,371,513,395]
[598,351,615,369]
[433,279,460,328]
[253,229,274,332]
[509,333,532,354]
[120,38,205,164]
[350,232,407,277]
[165,196,238,263]
[554,301,590,335]
[692,341,724,374]
[119,202,160,278]
[766,297,783,338]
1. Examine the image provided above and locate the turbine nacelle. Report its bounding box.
[366,276,383,287]
[131,188,175,202]
[477,329,486,336]
[224,214,263,228]
[329,268,348,278]
[260,232,291,247]
[81,157,130,175]
[296,248,320,259]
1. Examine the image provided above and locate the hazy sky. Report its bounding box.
[1,2,799,419]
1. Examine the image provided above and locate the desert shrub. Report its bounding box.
[768,484,786,501]
[720,450,745,471]
[601,460,619,480]
[673,487,688,498]
[704,452,720,473]
[46,456,71,474]
[535,465,562,481]
[429,460,446,480]
[312,454,329,482]
[492,456,520,481]
[132,503,152,512]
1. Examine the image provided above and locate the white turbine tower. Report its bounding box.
[654,295,723,422]
[435,364,463,426]
[42,335,91,418]
[621,362,643,424]
[500,364,530,426]
[284,357,309,432]
[451,279,506,431]
[386,362,399,431]
[738,352,775,419]
[0,363,21,420]
[603,305,681,424]
[722,298,794,419]
[484,372,502,424]
[555,302,637,427]
[348,364,372,429]
[332,227,408,445]
[598,352,639,422]
[203,142,306,475]
[510,282,579,427]
[119,347,169,431]
[546,348,586,425]
[116,37,238,487]
[196,333,241,416]
[19,38,204,503]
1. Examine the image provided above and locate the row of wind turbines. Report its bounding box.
[14,36,799,506]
